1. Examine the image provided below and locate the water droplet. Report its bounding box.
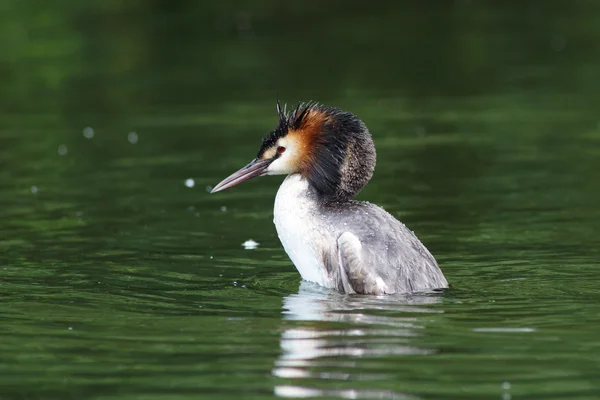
[58,144,68,156]
[220,206,227,212]
[501,381,511,390]
[185,178,195,188]
[242,239,259,250]
[68,327,73,331]
[83,127,94,139]
[31,185,38,194]
[127,132,138,144]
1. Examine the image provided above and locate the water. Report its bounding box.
[2,2,600,399]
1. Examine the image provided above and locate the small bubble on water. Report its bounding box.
[127,132,138,144]
[502,394,511,400]
[58,144,68,156]
[220,206,227,212]
[501,381,511,390]
[188,205,196,211]
[185,178,195,188]
[242,239,259,250]
[83,127,94,139]
[68,327,73,331]
[31,185,38,194]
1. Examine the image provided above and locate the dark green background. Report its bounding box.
[2,1,600,399]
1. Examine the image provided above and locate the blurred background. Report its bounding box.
[2,1,600,399]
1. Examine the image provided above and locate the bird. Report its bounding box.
[210,101,448,295]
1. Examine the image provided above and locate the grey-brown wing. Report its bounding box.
[336,232,390,295]
[322,202,448,294]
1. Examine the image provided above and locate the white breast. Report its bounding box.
[273,174,333,288]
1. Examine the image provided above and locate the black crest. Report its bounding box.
[256,101,317,159]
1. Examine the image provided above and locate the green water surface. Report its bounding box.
[2,2,600,399]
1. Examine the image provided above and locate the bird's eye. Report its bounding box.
[277,146,286,154]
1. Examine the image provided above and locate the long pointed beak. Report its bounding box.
[210,158,272,193]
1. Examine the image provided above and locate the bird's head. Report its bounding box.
[211,101,376,203]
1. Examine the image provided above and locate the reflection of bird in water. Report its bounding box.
[212,102,448,294]
[272,281,443,399]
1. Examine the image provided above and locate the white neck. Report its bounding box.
[273,174,333,288]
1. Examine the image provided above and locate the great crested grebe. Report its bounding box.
[211,101,448,295]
